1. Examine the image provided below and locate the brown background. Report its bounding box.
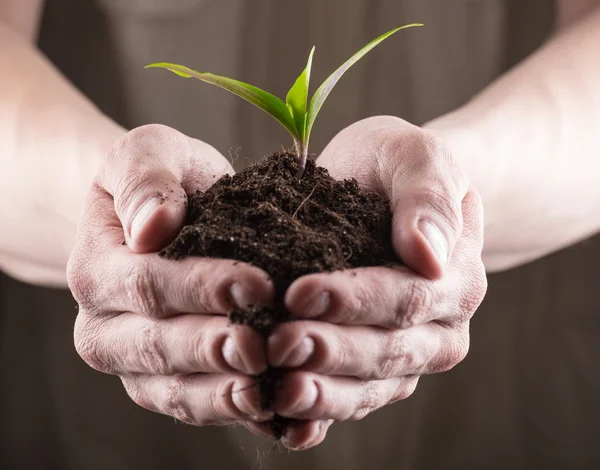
[2,1,599,469]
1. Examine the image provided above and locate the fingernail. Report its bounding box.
[283,420,326,451]
[229,282,256,310]
[249,414,273,423]
[279,337,315,368]
[231,382,274,420]
[130,196,162,241]
[290,381,318,414]
[299,292,330,318]
[418,219,449,267]
[222,337,245,372]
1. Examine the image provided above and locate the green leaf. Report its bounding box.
[147,23,423,176]
[145,62,300,141]
[285,46,315,145]
[304,23,423,150]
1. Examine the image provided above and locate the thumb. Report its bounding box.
[97,125,211,253]
[318,116,469,280]
[388,136,468,280]
[115,168,187,254]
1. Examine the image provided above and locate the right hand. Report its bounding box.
[67,124,275,433]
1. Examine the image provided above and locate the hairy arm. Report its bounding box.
[425,0,600,271]
[0,0,125,286]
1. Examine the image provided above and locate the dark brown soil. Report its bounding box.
[161,151,399,438]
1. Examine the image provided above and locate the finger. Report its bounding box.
[274,371,419,421]
[269,321,468,379]
[75,313,267,376]
[121,373,273,426]
[97,124,233,253]
[242,418,331,450]
[70,223,273,318]
[319,117,470,279]
[442,188,487,325]
[458,188,485,255]
[282,420,332,451]
[243,422,278,439]
[285,189,486,328]
[386,133,469,279]
[285,265,453,328]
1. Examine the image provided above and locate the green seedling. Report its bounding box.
[146,24,422,176]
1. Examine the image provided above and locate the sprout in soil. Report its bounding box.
[146,24,423,176]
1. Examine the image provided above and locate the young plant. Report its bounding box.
[146,24,422,176]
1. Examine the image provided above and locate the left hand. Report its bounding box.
[266,116,487,450]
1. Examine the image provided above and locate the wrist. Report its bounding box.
[423,110,510,271]
[424,111,486,191]
[50,115,126,269]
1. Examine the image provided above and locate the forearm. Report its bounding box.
[425,6,600,272]
[0,21,125,287]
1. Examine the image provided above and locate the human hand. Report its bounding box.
[267,116,487,450]
[67,124,276,433]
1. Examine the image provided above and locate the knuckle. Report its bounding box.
[122,377,154,412]
[436,334,470,373]
[398,280,434,329]
[163,376,195,425]
[187,327,210,371]
[322,336,351,375]
[352,381,382,421]
[180,264,215,313]
[459,273,487,321]
[361,115,405,129]
[67,252,96,311]
[375,333,415,379]
[73,316,113,373]
[377,120,421,154]
[127,123,175,142]
[106,125,189,188]
[334,282,374,323]
[124,260,164,317]
[389,377,419,404]
[136,322,171,375]
[107,124,179,162]
[328,291,359,324]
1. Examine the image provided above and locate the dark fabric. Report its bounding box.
[4,0,599,469]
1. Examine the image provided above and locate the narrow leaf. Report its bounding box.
[305,24,423,148]
[146,62,300,140]
[285,46,315,144]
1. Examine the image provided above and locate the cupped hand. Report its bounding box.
[67,124,275,431]
[268,116,487,450]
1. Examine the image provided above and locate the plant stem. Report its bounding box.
[293,139,302,158]
[294,139,308,178]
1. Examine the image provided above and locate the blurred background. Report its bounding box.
[2,0,599,469]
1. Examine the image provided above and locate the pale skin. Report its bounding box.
[1,0,599,451]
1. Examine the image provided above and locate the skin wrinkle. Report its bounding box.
[427,6,600,271]
[269,113,485,445]
[0,1,594,281]
[74,314,116,373]
[6,0,598,452]
[165,376,195,424]
[138,321,170,376]
[378,331,414,379]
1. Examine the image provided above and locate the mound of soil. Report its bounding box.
[161,151,399,438]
